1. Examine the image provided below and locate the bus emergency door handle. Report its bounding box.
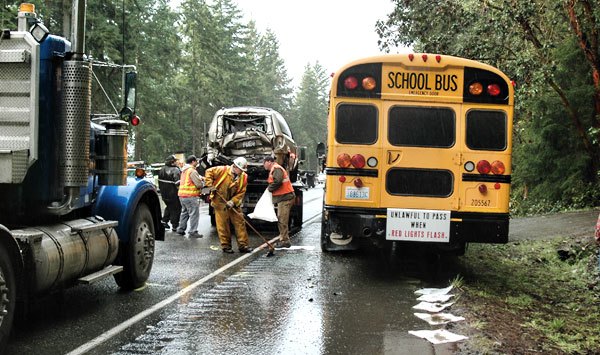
[387,151,402,165]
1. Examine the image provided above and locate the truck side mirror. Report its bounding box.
[299,146,307,161]
[121,71,137,120]
[316,142,326,157]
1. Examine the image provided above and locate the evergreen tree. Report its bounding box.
[290,62,329,170]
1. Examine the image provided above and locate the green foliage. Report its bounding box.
[459,238,600,353]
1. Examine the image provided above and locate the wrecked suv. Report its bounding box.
[200,106,304,230]
[203,106,300,182]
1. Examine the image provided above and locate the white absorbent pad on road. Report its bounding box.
[416,293,454,303]
[408,329,468,344]
[412,301,454,313]
[413,312,465,325]
[275,245,315,251]
[248,189,278,222]
[414,285,453,296]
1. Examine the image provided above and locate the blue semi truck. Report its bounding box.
[0,2,164,350]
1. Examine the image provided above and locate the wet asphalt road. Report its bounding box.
[5,186,599,354]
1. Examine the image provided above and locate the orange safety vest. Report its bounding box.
[178,167,200,197]
[268,163,294,196]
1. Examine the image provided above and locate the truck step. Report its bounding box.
[78,265,123,284]
[71,220,118,233]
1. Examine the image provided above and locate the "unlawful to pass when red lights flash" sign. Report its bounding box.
[386,208,450,243]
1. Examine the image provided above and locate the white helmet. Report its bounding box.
[233,157,248,172]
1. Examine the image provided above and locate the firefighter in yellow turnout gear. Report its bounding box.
[205,157,253,253]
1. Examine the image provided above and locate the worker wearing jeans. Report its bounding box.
[176,155,204,238]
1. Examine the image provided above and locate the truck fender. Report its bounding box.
[0,225,23,279]
[93,178,165,243]
[0,225,24,351]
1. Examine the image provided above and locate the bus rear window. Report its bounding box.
[466,110,507,150]
[388,106,455,148]
[335,104,378,144]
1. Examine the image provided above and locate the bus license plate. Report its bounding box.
[386,208,450,243]
[345,186,369,200]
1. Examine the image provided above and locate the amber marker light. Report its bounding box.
[491,160,505,175]
[362,76,376,91]
[337,153,352,168]
[19,3,35,13]
[469,82,483,95]
[135,168,146,178]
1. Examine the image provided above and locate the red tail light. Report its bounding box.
[487,84,501,96]
[478,184,487,194]
[351,154,365,168]
[344,76,358,90]
[339,176,346,183]
[476,160,491,174]
[491,161,505,175]
[131,115,140,126]
[337,153,352,168]
[134,168,146,178]
[354,178,363,188]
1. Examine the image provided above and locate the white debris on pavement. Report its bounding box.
[408,329,468,344]
[412,301,454,313]
[409,284,468,345]
[275,245,315,251]
[413,312,465,325]
[414,285,453,296]
[416,293,454,303]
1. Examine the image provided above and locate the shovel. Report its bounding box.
[213,190,276,257]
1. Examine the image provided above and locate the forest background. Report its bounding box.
[1,0,599,216]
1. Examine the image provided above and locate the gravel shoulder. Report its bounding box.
[509,209,600,241]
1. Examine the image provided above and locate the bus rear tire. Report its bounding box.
[320,218,332,252]
[114,203,155,290]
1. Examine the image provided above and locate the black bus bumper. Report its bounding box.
[322,206,509,251]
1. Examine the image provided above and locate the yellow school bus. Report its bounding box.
[321,54,513,254]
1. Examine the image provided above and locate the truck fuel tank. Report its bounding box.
[11,217,119,293]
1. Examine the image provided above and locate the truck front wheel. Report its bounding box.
[0,243,16,352]
[114,203,156,290]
